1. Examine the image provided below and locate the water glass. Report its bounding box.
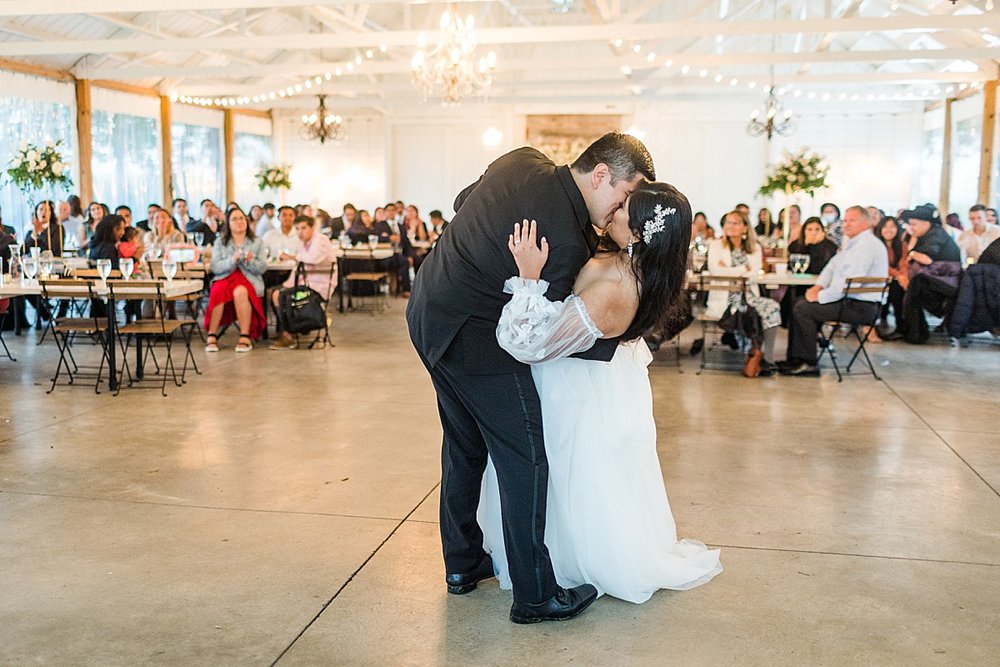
[40,258,53,279]
[163,260,178,285]
[193,232,205,247]
[23,257,38,284]
[120,257,134,280]
[96,258,112,286]
[368,234,379,251]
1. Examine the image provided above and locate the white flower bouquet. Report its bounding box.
[759,148,828,198]
[254,162,292,191]
[5,139,73,194]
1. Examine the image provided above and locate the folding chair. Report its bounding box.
[111,280,200,396]
[41,278,112,394]
[152,263,208,341]
[817,276,890,382]
[692,274,749,374]
[345,270,390,314]
[0,297,15,361]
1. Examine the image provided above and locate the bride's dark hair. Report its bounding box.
[597,181,692,342]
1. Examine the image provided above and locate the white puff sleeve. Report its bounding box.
[496,277,604,364]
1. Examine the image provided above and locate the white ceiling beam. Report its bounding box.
[0,0,497,16]
[79,47,1000,81]
[0,14,994,57]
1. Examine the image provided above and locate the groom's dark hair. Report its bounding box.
[571,131,655,184]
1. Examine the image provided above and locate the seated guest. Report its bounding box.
[788,216,838,273]
[63,194,86,241]
[383,203,414,295]
[262,206,301,259]
[314,207,332,238]
[947,237,1000,344]
[88,214,125,269]
[780,206,888,377]
[957,204,1000,264]
[114,205,133,229]
[256,202,277,237]
[820,202,843,247]
[135,203,160,232]
[987,208,998,226]
[118,226,144,263]
[330,203,356,239]
[405,205,429,242]
[0,223,17,274]
[25,200,65,257]
[205,207,266,353]
[87,214,126,318]
[691,211,715,242]
[779,216,839,325]
[143,209,187,256]
[186,199,220,246]
[79,202,108,251]
[172,198,194,231]
[428,209,449,243]
[890,203,963,344]
[249,205,264,235]
[867,206,885,226]
[346,209,371,244]
[706,209,782,375]
[754,208,775,239]
[372,207,394,243]
[874,216,908,337]
[0,202,15,236]
[269,215,335,350]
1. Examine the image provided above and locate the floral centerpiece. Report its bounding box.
[5,139,73,195]
[758,148,829,244]
[254,162,292,191]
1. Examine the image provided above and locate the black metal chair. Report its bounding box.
[817,276,890,382]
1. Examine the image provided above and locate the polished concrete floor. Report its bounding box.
[1,304,998,666]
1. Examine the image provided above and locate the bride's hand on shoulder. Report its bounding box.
[508,219,549,281]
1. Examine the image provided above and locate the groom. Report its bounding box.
[406,132,654,623]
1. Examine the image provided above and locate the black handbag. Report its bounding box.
[278,262,327,334]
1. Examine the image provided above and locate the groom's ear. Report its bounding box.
[590,163,611,190]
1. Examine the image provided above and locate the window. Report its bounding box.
[0,96,74,240]
[91,110,161,215]
[171,123,223,207]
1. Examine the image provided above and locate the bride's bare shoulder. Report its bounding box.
[576,255,638,338]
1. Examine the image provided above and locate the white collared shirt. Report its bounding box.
[957,223,1000,262]
[815,229,888,304]
[262,227,302,258]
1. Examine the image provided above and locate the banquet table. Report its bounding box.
[1,278,203,391]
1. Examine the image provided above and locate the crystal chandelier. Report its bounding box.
[301,95,345,144]
[746,86,794,140]
[410,6,497,104]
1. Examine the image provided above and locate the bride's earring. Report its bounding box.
[626,241,634,257]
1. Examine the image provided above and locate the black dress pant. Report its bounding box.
[420,337,558,605]
[900,273,958,344]
[882,280,906,329]
[788,298,879,364]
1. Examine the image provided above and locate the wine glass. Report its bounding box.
[162,259,178,285]
[40,257,53,279]
[368,234,379,251]
[193,232,205,247]
[798,255,810,274]
[22,257,38,285]
[120,257,134,281]
[96,258,112,287]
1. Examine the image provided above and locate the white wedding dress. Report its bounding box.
[479,277,722,604]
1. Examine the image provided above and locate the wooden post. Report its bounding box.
[74,79,93,204]
[938,97,953,216]
[978,80,997,206]
[160,96,173,208]
[223,109,235,204]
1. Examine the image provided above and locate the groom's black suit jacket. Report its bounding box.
[406,147,619,374]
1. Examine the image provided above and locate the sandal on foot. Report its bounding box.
[205,333,220,352]
[235,335,254,353]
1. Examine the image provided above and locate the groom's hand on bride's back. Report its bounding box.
[508,219,549,281]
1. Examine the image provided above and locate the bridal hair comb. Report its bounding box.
[643,204,676,244]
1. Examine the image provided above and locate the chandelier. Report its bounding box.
[746,86,794,140]
[301,95,345,144]
[410,6,497,104]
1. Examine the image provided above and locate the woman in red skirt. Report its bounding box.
[205,207,267,352]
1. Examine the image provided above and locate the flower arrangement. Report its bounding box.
[255,162,292,191]
[758,148,829,198]
[4,140,73,195]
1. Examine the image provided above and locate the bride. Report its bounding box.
[480,181,722,604]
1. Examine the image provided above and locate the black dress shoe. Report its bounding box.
[778,362,820,377]
[445,555,495,595]
[776,359,798,370]
[759,360,777,377]
[509,584,599,624]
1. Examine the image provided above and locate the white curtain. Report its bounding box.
[171,123,223,207]
[233,132,273,209]
[0,95,75,240]
[91,110,162,215]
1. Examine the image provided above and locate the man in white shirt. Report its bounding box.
[256,203,276,237]
[173,198,193,230]
[780,205,889,376]
[957,204,1000,263]
[262,205,302,258]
